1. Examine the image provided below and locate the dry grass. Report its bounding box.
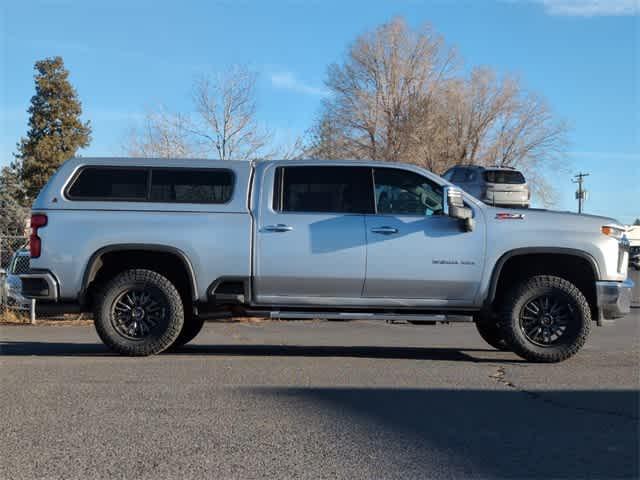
[0,310,93,326]
[36,317,93,326]
[0,309,31,324]
[0,311,268,326]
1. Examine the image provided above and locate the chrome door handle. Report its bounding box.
[263,224,293,232]
[370,226,399,235]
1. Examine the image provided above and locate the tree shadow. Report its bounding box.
[253,387,639,478]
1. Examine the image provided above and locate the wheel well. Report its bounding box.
[491,253,597,318]
[83,249,196,313]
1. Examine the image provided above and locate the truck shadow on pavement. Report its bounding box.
[255,387,639,479]
[0,341,524,363]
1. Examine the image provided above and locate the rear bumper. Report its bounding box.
[596,279,633,320]
[19,271,59,302]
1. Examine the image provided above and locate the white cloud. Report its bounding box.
[532,0,639,16]
[270,71,328,96]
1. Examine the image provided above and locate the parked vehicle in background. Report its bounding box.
[626,225,640,307]
[0,268,5,306]
[442,165,530,208]
[627,226,640,270]
[21,157,632,362]
[3,249,30,310]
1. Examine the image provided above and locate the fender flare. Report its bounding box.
[79,244,199,304]
[485,247,600,305]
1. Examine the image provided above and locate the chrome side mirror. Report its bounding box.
[443,186,474,232]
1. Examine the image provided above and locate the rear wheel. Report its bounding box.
[499,275,591,363]
[94,269,184,356]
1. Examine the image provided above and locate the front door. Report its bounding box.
[254,165,374,304]
[363,167,485,304]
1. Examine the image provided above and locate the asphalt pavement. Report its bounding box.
[1,311,639,479]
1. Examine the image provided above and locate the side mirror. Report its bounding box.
[443,186,474,232]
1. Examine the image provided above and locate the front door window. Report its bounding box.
[373,168,444,216]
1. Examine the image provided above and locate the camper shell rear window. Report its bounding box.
[66,166,234,203]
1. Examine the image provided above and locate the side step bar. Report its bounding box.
[259,311,474,323]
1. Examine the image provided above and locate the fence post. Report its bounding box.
[31,299,36,325]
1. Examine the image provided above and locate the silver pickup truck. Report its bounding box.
[21,158,633,362]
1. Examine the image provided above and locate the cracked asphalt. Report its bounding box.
[1,311,639,479]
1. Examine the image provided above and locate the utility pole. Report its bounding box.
[573,172,590,214]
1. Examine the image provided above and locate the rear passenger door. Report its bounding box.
[254,165,373,304]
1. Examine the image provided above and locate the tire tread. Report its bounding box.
[94,269,184,356]
[499,275,591,363]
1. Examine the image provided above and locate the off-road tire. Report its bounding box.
[474,314,510,351]
[170,315,205,349]
[94,269,184,356]
[499,275,591,363]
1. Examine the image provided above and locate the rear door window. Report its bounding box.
[67,168,148,200]
[484,170,525,184]
[275,166,374,214]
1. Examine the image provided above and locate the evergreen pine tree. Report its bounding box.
[15,56,91,201]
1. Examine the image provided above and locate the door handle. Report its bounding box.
[263,224,293,232]
[370,226,399,235]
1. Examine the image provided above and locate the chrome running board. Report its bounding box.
[264,311,473,322]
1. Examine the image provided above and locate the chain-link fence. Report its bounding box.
[0,235,33,320]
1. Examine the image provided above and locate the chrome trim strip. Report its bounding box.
[267,311,473,322]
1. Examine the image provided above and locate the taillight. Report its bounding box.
[30,214,47,258]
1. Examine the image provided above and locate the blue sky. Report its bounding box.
[1,0,638,222]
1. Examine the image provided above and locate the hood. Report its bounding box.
[486,206,622,229]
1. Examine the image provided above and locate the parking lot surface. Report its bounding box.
[1,311,639,479]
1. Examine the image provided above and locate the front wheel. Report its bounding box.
[499,275,591,363]
[170,315,205,349]
[94,269,184,356]
[474,313,510,351]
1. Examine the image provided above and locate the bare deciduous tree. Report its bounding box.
[125,67,273,161]
[309,17,568,206]
[312,17,458,161]
[126,107,196,158]
[190,67,271,160]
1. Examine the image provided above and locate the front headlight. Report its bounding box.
[601,225,625,240]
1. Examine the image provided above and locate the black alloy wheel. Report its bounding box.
[518,293,577,347]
